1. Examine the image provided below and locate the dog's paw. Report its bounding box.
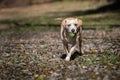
[65,56,70,61]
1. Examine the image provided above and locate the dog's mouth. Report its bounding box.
[68,32,76,37]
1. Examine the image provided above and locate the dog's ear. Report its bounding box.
[61,19,67,28]
[78,19,82,27]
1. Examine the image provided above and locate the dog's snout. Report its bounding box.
[71,29,75,33]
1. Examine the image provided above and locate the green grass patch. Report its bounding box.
[80,51,119,66]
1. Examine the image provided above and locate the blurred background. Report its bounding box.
[0,0,120,30]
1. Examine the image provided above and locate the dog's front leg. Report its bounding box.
[63,41,69,55]
[79,36,82,54]
[78,27,83,54]
[65,45,77,61]
[76,35,82,54]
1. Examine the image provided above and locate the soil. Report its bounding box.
[0,28,120,80]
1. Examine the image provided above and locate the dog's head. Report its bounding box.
[62,18,82,34]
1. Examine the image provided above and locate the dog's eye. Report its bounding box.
[74,24,77,26]
[67,24,71,27]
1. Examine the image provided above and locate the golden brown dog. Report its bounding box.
[61,18,82,61]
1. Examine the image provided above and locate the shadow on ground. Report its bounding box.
[48,0,120,17]
[61,51,82,61]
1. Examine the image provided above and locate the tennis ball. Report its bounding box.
[69,32,75,37]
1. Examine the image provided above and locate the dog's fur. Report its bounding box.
[61,18,82,61]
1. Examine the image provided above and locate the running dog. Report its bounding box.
[60,18,82,61]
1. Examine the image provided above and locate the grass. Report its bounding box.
[81,11,120,26]
[0,10,120,25]
[81,52,119,66]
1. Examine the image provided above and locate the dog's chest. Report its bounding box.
[65,36,76,44]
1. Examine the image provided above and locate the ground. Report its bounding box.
[0,26,120,80]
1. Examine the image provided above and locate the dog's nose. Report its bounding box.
[71,29,75,33]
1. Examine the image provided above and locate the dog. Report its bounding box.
[60,18,82,61]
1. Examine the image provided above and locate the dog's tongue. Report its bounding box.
[69,32,75,37]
